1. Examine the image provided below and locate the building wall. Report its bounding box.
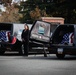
[41,17,64,24]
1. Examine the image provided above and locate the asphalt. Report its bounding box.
[0,53,76,75]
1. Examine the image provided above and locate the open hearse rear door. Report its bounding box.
[30,20,51,46]
[29,20,54,57]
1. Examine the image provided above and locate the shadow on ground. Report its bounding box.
[1,52,76,60]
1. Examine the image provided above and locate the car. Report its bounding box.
[49,24,75,59]
[29,20,58,56]
[0,22,32,55]
[30,20,76,58]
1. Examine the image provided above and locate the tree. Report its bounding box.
[30,6,48,21]
[19,0,48,23]
[1,0,12,6]
[52,0,76,23]
[0,4,23,23]
[1,0,75,23]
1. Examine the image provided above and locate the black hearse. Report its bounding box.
[30,20,76,58]
[49,24,75,58]
[0,23,26,54]
[29,20,57,56]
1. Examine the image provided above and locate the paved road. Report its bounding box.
[0,53,76,75]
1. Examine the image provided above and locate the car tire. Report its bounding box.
[56,53,65,59]
[0,50,5,55]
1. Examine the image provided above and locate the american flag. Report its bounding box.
[0,31,8,42]
[61,32,74,45]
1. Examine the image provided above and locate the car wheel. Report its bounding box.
[0,50,5,55]
[56,53,65,59]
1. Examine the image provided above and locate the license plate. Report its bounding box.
[57,48,63,54]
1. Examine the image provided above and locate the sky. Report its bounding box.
[0,5,5,11]
[0,0,26,11]
[12,0,26,3]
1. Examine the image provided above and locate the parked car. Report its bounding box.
[49,24,75,58]
[29,20,58,56]
[0,22,32,54]
[30,20,76,58]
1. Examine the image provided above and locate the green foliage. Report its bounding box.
[20,0,48,23]
[0,4,23,23]
[1,0,12,6]
[1,0,76,23]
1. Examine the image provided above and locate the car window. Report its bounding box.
[30,21,51,43]
[31,21,50,37]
